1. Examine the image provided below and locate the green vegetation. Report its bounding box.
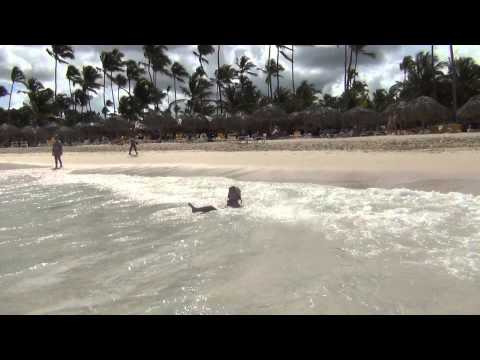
[1,45,479,146]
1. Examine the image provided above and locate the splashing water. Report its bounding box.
[1,167,480,314]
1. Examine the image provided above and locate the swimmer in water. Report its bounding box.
[188,186,242,213]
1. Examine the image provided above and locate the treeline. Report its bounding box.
[0,45,479,136]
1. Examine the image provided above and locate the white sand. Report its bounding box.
[2,150,480,194]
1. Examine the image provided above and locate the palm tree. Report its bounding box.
[216,45,221,115]
[259,59,284,101]
[46,45,75,99]
[80,66,102,111]
[66,65,81,110]
[114,74,128,108]
[170,62,189,119]
[214,64,237,115]
[275,45,292,97]
[235,55,257,90]
[344,45,348,92]
[268,45,272,95]
[431,45,437,100]
[193,45,215,73]
[193,45,215,109]
[399,51,447,102]
[8,66,26,111]
[399,56,414,82]
[452,57,480,106]
[54,93,72,119]
[18,78,56,122]
[142,45,157,83]
[350,45,376,86]
[125,60,145,95]
[100,51,112,110]
[108,49,125,113]
[275,45,292,94]
[73,89,88,114]
[450,45,458,121]
[150,46,171,109]
[291,45,295,94]
[181,68,214,115]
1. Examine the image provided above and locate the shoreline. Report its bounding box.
[3,132,480,153]
[2,149,480,195]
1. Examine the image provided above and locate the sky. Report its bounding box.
[1,45,479,111]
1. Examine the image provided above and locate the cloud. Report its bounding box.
[1,45,479,110]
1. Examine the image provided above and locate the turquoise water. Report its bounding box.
[1,167,480,314]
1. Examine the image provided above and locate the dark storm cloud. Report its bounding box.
[0,49,10,80]
[2,44,475,110]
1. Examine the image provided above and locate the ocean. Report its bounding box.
[1,166,480,314]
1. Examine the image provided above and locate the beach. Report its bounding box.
[2,133,480,195]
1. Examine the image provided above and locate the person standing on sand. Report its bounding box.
[52,137,63,169]
[129,135,138,156]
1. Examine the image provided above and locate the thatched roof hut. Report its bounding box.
[457,95,480,125]
[384,101,409,132]
[179,114,209,134]
[342,107,381,133]
[0,123,20,137]
[304,106,342,130]
[74,121,103,139]
[404,96,450,128]
[224,112,249,134]
[251,105,287,134]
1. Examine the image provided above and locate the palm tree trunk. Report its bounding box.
[347,46,353,90]
[8,81,14,111]
[118,86,120,111]
[276,46,280,99]
[353,49,359,84]
[173,76,177,120]
[110,72,116,114]
[268,45,272,99]
[431,45,437,100]
[68,80,72,109]
[147,60,153,83]
[219,83,223,115]
[54,58,58,100]
[128,79,131,95]
[217,45,221,115]
[450,45,457,121]
[291,45,295,94]
[344,45,347,92]
[103,69,106,108]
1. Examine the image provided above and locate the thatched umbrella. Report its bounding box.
[58,126,75,144]
[404,96,449,129]
[103,116,130,139]
[304,106,341,131]
[20,126,36,146]
[252,104,287,134]
[0,123,21,145]
[342,107,381,134]
[223,112,249,136]
[35,127,49,144]
[383,101,409,133]
[457,95,480,125]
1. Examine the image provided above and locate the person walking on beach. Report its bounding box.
[52,137,63,169]
[129,135,138,156]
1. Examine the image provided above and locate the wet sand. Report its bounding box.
[1,149,480,195]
